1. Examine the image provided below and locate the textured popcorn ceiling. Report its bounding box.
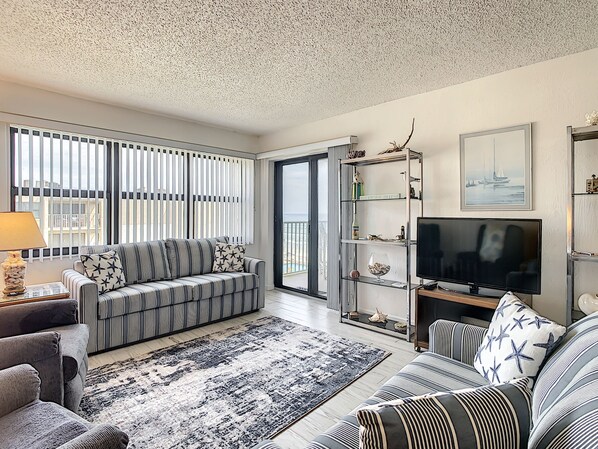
[1,1,597,134]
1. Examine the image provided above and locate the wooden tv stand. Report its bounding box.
[414,287,499,351]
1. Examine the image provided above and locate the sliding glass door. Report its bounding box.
[274,154,328,298]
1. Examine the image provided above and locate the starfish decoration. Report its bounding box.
[474,349,483,365]
[101,278,110,288]
[505,340,534,374]
[485,334,495,352]
[107,260,118,271]
[489,357,502,383]
[531,316,552,329]
[495,301,512,318]
[481,366,490,380]
[106,270,114,280]
[515,303,527,313]
[533,332,555,351]
[494,324,510,350]
[92,262,104,274]
[88,273,99,282]
[511,315,530,330]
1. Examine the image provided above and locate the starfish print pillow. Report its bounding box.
[80,250,127,294]
[473,292,566,386]
[212,243,245,273]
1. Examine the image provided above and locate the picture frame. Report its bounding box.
[460,123,532,211]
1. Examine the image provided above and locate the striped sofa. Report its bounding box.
[256,313,598,449]
[62,237,265,354]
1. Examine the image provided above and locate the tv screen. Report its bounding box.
[416,217,542,294]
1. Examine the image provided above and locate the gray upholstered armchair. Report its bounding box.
[0,299,89,411]
[0,364,128,448]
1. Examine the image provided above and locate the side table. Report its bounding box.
[0,282,70,308]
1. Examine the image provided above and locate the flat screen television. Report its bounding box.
[416,217,542,294]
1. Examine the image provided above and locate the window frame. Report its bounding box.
[9,126,254,259]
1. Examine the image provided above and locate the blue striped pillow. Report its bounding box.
[357,378,532,449]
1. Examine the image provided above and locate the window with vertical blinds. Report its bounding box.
[10,126,255,261]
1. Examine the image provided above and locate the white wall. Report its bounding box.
[258,48,598,324]
[0,80,260,288]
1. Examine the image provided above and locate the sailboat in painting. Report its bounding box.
[478,139,510,186]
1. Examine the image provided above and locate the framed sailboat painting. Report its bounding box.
[460,123,532,211]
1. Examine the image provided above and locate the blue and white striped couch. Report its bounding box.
[256,312,598,449]
[62,237,265,354]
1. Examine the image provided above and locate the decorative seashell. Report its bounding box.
[368,308,388,323]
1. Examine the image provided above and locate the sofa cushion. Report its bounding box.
[357,378,532,449]
[473,292,566,385]
[98,280,195,319]
[80,240,171,285]
[165,237,228,278]
[80,250,127,293]
[179,272,258,301]
[0,400,90,449]
[306,352,488,449]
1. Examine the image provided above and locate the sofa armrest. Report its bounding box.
[0,299,78,338]
[0,364,40,418]
[252,441,283,449]
[42,324,89,382]
[57,424,129,449]
[429,319,488,366]
[63,269,99,353]
[0,332,64,405]
[244,257,265,308]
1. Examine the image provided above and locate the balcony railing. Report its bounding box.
[282,221,328,278]
[50,213,98,229]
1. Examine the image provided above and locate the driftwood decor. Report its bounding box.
[379,118,415,154]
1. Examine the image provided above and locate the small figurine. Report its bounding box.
[399,226,405,240]
[349,270,360,279]
[367,234,384,241]
[348,311,360,320]
[368,308,388,323]
[587,174,598,194]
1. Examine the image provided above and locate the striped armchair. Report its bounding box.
[63,237,265,353]
[254,314,598,449]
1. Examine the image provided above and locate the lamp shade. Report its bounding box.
[0,212,47,251]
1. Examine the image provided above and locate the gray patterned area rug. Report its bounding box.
[80,315,390,449]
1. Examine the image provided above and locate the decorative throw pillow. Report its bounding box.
[473,292,567,385]
[357,378,532,449]
[212,243,245,273]
[80,250,127,294]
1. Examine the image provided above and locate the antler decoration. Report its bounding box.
[380,118,415,154]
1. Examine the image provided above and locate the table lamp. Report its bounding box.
[0,212,47,296]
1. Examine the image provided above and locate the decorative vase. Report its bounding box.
[368,252,390,282]
[578,292,598,316]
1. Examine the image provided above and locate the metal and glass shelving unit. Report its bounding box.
[338,150,423,340]
[566,124,598,325]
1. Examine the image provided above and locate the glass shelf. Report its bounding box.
[572,192,598,196]
[341,312,411,339]
[341,196,421,203]
[340,150,422,166]
[341,239,415,247]
[570,252,598,263]
[341,275,413,290]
